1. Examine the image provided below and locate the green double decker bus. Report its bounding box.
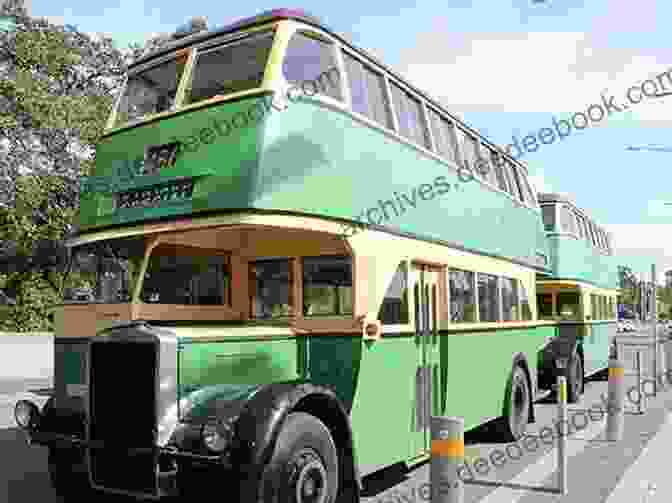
[536,193,620,403]
[15,9,574,503]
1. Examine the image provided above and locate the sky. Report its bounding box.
[22,0,672,282]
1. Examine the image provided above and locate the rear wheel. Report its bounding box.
[259,412,339,503]
[497,366,530,442]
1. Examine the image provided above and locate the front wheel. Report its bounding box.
[567,354,584,404]
[259,412,339,503]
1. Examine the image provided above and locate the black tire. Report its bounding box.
[48,447,93,501]
[567,353,584,404]
[259,412,339,503]
[497,366,531,442]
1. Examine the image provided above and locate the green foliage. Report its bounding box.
[0,0,139,331]
[0,272,61,331]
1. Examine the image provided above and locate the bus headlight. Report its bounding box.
[14,400,40,430]
[202,421,233,453]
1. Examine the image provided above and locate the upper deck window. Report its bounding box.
[574,212,586,239]
[476,143,498,187]
[302,256,353,316]
[283,31,341,101]
[490,150,510,193]
[185,30,275,105]
[113,55,188,128]
[505,161,525,203]
[343,51,393,129]
[518,170,537,207]
[588,221,598,247]
[390,82,431,149]
[427,108,458,164]
[541,205,555,232]
[560,205,578,235]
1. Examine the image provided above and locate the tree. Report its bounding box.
[0,0,132,330]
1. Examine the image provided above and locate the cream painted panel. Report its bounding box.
[347,228,540,324]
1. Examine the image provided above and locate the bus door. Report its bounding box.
[412,264,441,454]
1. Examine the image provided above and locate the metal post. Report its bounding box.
[557,376,568,495]
[665,339,672,389]
[431,416,464,503]
[652,264,657,395]
[606,358,625,441]
[636,351,645,414]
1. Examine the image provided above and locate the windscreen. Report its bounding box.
[111,30,275,129]
[113,54,189,128]
[183,30,275,104]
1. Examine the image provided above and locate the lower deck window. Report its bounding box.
[501,277,519,321]
[378,263,409,324]
[520,282,533,320]
[303,256,353,316]
[478,273,499,322]
[449,269,476,323]
[249,259,293,319]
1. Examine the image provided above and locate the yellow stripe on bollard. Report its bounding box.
[431,439,464,458]
[559,380,567,403]
[609,367,625,379]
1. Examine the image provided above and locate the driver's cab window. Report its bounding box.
[142,244,231,305]
[557,291,581,321]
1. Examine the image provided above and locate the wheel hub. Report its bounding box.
[290,450,328,503]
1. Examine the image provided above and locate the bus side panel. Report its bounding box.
[442,326,552,432]
[347,335,418,477]
[583,321,614,376]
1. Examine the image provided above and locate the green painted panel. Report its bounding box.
[79,95,268,230]
[346,326,551,474]
[546,235,619,289]
[582,321,615,375]
[306,336,362,411]
[177,337,303,394]
[80,96,549,270]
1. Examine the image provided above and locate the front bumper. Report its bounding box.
[22,427,229,499]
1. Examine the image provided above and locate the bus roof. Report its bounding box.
[130,8,325,69]
[128,8,529,176]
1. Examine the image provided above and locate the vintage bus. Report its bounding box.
[15,9,559,503]
[535,193,620,403]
